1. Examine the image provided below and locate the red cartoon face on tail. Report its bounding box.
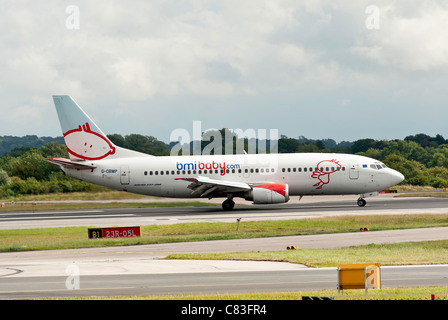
[311,159,341,189]
[63,122,116,160]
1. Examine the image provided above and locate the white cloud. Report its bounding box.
[352,2,448,71]
[9,105,43,128]
[277,44,316,68]
[0,1,447,141]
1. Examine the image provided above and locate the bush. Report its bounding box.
[0,169,11,186]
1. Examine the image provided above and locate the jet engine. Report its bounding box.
[245,183,289,204]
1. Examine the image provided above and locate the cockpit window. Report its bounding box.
[370,162,387,170]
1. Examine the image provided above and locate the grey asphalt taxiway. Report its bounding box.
[1,194,448,299]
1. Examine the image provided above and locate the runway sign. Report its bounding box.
[88,226,141,239]
[337,263,381,293]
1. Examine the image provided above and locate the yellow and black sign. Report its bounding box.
[88,228,103,239]
[337,263,381,293]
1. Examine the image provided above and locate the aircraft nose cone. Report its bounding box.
[390,170,405,185]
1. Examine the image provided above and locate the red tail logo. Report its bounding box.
[63,122,116,160]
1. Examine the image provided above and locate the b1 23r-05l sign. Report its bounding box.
[88,226,141,239]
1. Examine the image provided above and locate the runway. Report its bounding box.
[2,262,448,299]
[1,194,448,299]
[2,194,448,230]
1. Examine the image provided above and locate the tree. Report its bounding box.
[352,138,375,154]
[315,140,325,150]
[359,148,382,161]
[383,154,428,185]
[0,169,10,186]
[40,142,69,158]
[381,140,431,166]
[278,138,300,153]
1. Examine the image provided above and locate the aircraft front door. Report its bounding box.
[349,161,359,179]
[120,165,130,185]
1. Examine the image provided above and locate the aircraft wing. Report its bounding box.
[45,158,96,170]
[175,176,251,198]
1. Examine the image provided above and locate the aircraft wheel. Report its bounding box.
[222,199,235,211]
[357,198,366,207]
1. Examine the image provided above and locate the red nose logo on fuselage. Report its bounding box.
[311,159,341,189]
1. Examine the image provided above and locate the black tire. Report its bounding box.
[222,199,235,211]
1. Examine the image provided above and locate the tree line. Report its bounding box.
[0,132,447,198]
[0,135,64,156]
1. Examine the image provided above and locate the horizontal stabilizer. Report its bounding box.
[45,158,96,170]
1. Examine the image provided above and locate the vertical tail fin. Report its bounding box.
[52,95,149,161]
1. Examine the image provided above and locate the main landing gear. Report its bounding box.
[222,198,235,211]
[357,198,366,207]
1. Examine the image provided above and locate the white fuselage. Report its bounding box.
[63,153,404,199]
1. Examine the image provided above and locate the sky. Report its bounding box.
[1,0,448,144]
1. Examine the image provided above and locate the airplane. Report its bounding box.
[46,95,405,210]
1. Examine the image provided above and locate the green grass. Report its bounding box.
[5,190,448,300]
[2,214,448,256]
[0,201,218,212]
[59,286,448,300]
[0,190,146,202]
[396,192,448,198]
[0,190,219,211]
[167,240,448,267]
[390,184,438,192]
[5,211,448,300]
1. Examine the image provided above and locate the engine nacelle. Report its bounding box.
[245,183,290,204]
